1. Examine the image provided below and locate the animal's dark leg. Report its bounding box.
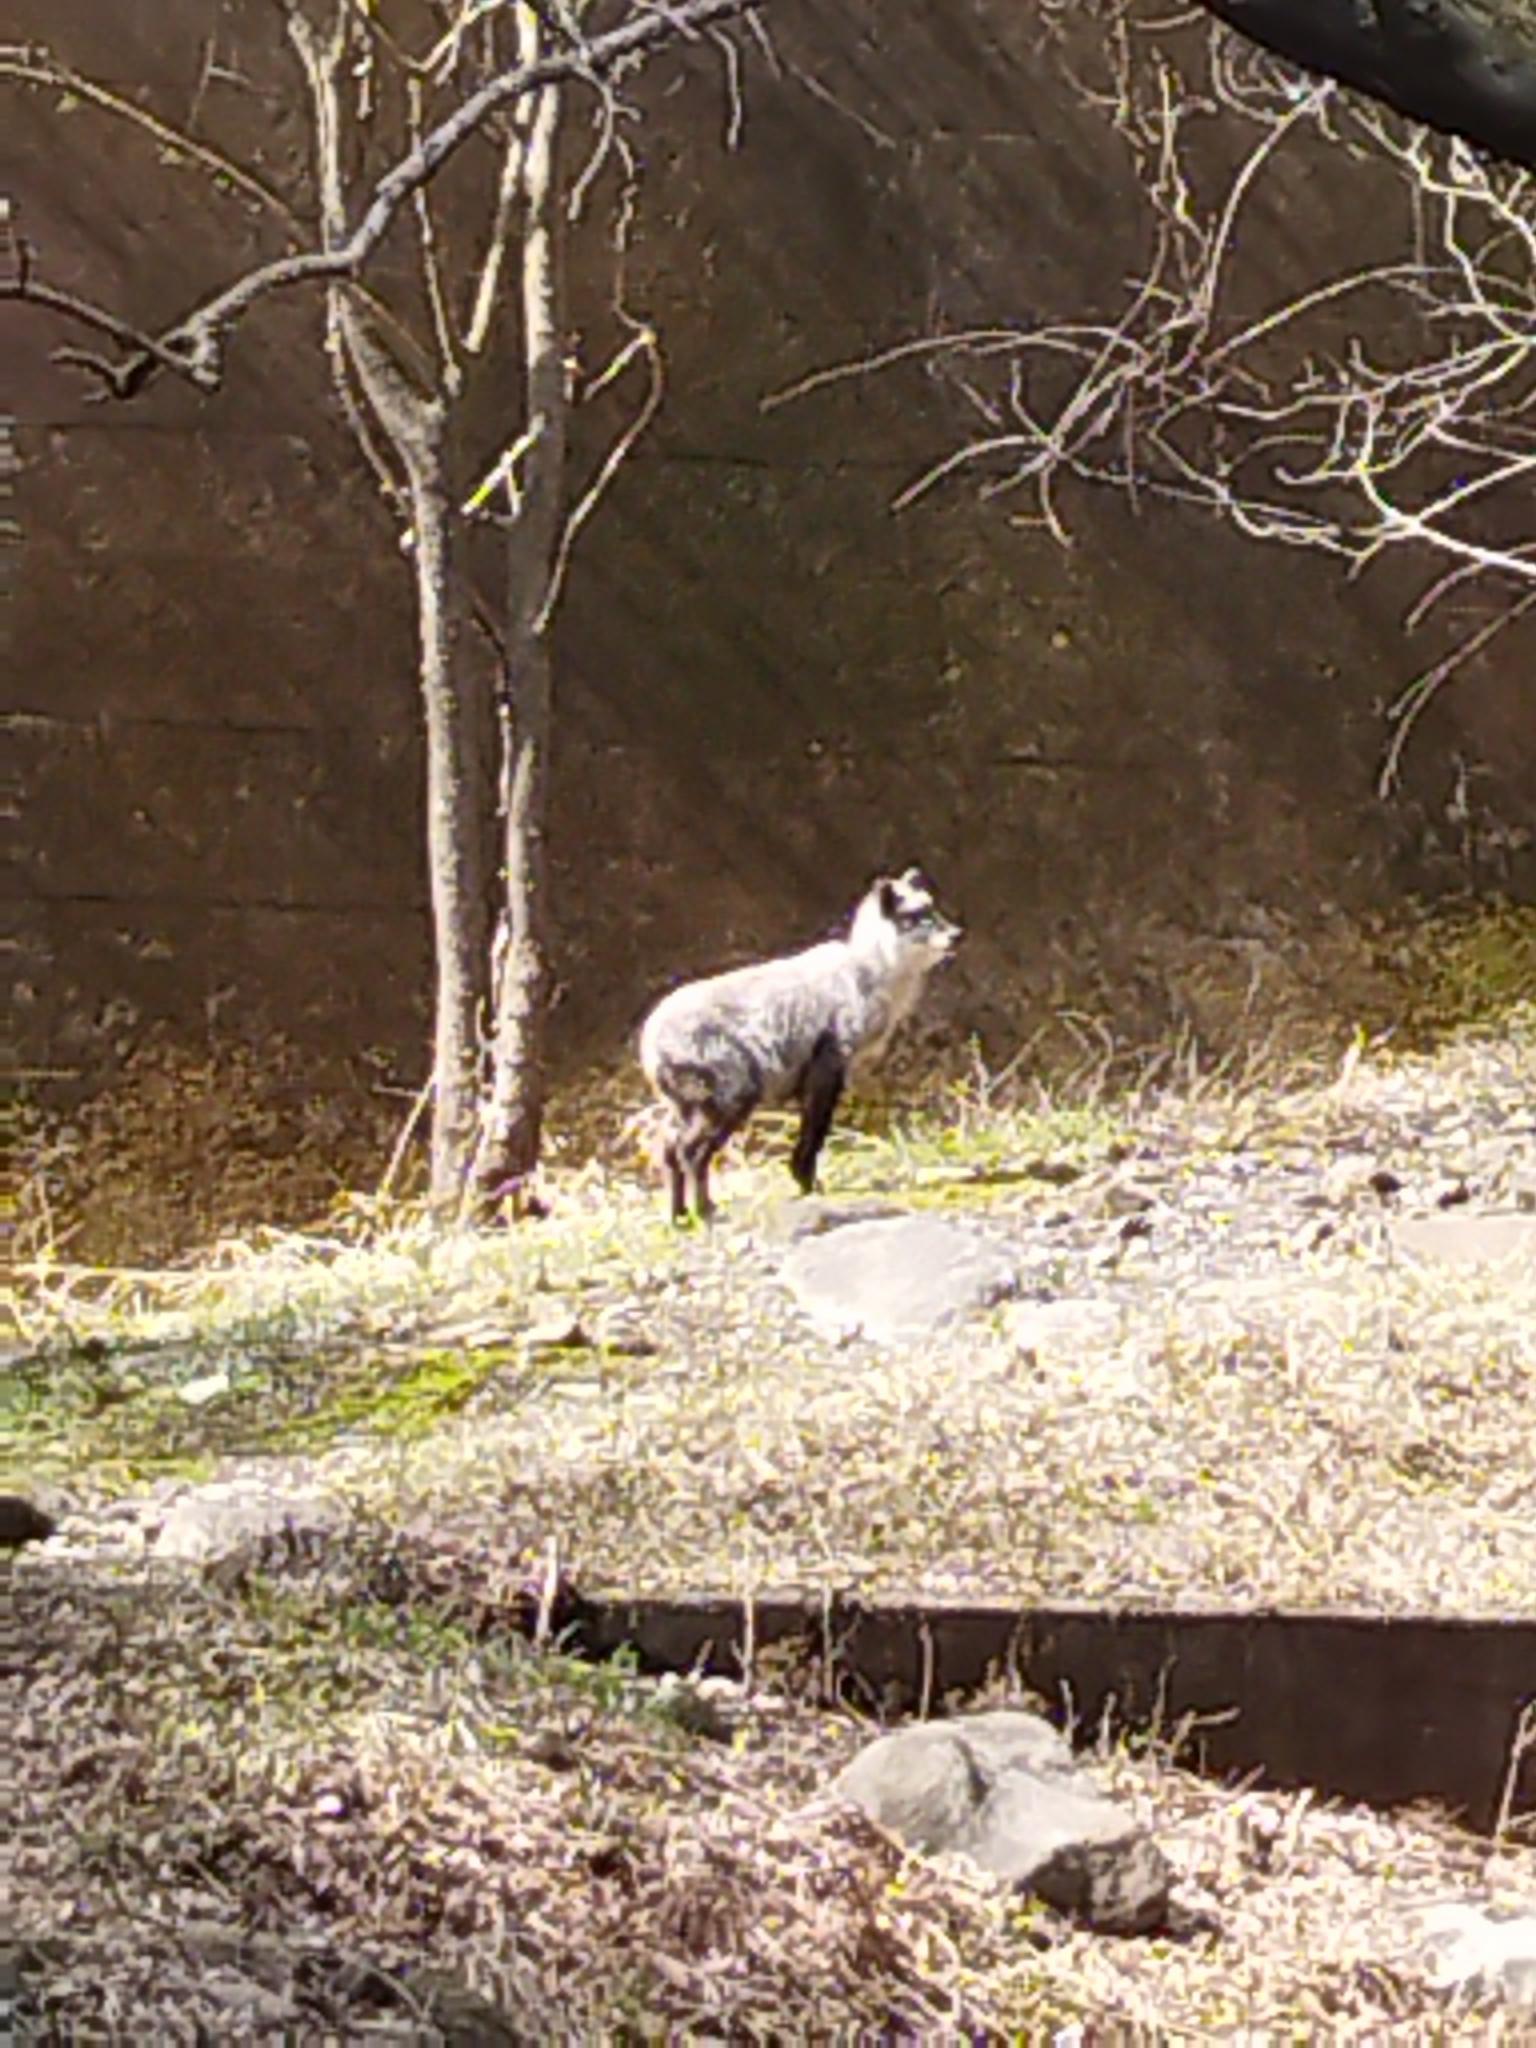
[681,1093,759,1222]
[661,1128,688,1224]
[791,1032,846,1194]
[682,1143,715,1223]
[674,1105,721,1223]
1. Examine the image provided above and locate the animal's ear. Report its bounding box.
[899,865,923,885]
[878,879,899,920]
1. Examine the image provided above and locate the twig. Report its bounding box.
[0,49,303,234]
[535,324,664,630]
[1489,1699,1535,1851]
[378,1074,435,1199]
[3,0,764,398]
[408,75,462,389]
[1379,589,1536,795]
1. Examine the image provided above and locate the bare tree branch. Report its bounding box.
[0,48,304,235]
[1,0,762,398]
[536,320,664,629]
[407,72,462,390]
[770,6,1533,786]
[3,274,214,393]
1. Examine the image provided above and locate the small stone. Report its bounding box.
[524,1309,590,1353]
[416,1311,515,1349]
[1393,1212,1536,1270]
[176,1368,232,1407]
[152,1478,339,1571]
[523,1728,580,1770]
[1410,1900,1536,2008]
[594,1307,657,1357]
[1100,1183,1156,1219]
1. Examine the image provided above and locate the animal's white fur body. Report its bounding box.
[638,869,961,1220]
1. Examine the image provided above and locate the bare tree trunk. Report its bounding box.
[289,5,493,1208]
[408,431,494,1204]
[473,9,566,1211]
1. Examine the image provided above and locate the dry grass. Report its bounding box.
[8,1010,1535,2037]
[16,899,1531,1267]
[11,1009,1533,1618]
[8,1535,1531,2041]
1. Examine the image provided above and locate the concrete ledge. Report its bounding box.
[579,1594,1536,1834]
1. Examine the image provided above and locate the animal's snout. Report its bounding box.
[934,913,963,956]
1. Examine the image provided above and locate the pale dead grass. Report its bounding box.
[8,1543,1531,2041]
[10,1015,1534,1616]
[9,1017,1535,2037]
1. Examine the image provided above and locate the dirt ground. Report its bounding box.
[8,1012,1534,2038]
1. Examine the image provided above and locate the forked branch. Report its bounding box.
[2,0,762,398]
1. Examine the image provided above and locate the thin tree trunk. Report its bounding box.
[473,7,565,1211]
[289,6,493,1208]
[409,433,493,1204]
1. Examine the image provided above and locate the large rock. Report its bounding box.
[782,1215,1021,1343]
[1391,1212,1536,1270]
[152,1476,340,1574]
[832,1709,1171,1934]
[1410,1901,1536,2009]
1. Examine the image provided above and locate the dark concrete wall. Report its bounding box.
[9,0,1533,1208]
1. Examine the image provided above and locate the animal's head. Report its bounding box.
[853,866,963,968]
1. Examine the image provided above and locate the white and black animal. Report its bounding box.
[638,868,962,1222]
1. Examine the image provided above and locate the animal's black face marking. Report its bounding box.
[877,869,963,954]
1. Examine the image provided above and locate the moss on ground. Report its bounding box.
[1385,901,1534,1044]
[1,1340,530,1490]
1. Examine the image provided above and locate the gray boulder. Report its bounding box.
[1411,1900,1536,2009]
[1392,1212,1536,1270]
[832,1709,1171,1934]
[152,1476,340,1574]
[783,1214,1020,1344]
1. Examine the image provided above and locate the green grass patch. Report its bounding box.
[293,1344,517,1446]
[1377,900,1535,1046]
[0,1336,523,1491]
